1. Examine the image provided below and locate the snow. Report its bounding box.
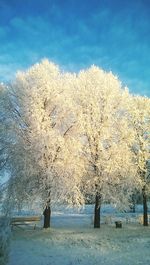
[8,205,150,265]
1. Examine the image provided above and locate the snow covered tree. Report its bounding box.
[0,85,12,264]
[0,84,11,173]
[0,83,15,207]
[0,83,37,215]
[3,138,40,215]
[11,60,84,228]
[74,66,137,228]
[127,95,150,226]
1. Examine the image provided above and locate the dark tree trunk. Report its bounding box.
[43,205,51,228]
[130,194,136,213]
[132,203,136,213]
[94,192,101,228]
[142,187,148,226]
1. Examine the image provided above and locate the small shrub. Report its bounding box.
[0,216,11,265]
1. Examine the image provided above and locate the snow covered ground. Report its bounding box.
[8,205,150,265]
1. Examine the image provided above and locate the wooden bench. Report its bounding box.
[11,216,41,230]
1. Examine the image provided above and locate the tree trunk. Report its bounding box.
[43,205,51,228]
[130,194,136,213]
[142,187,148,226]
[94,192,101,228]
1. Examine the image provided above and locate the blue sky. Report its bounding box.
[0,0,150,97]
